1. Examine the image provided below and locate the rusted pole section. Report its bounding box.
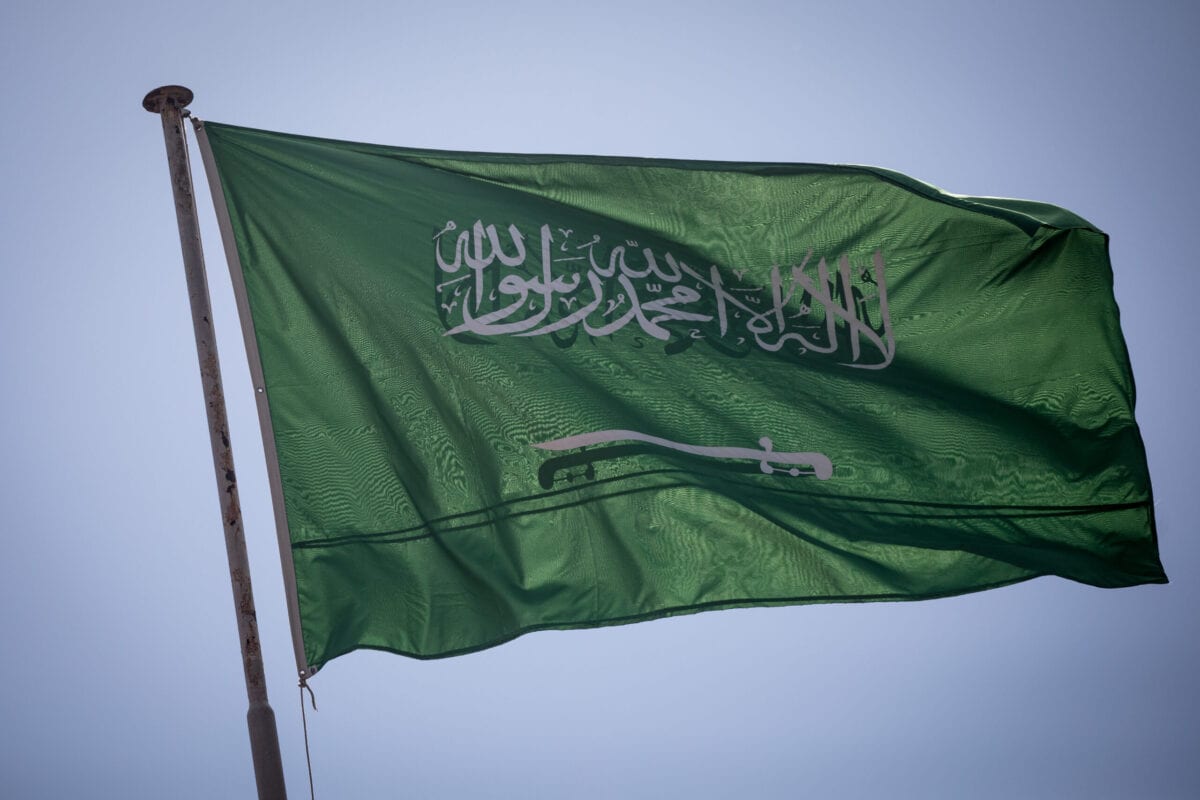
[143,85,287,800]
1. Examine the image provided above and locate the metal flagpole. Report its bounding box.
[143,85,288,800]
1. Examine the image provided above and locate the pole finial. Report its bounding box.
[142,85,194,113]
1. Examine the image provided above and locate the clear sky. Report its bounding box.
[1,1,1196,797]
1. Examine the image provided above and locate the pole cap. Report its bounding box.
[143,85,194,113]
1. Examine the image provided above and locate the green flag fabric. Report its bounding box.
[198,121,1165,673]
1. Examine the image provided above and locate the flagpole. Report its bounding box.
[143,85,287,800]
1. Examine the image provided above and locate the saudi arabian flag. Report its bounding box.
[197,121,1165,674]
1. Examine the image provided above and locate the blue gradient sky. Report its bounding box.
[1,1,1196,797]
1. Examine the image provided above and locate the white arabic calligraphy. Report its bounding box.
[435,219,894,368]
